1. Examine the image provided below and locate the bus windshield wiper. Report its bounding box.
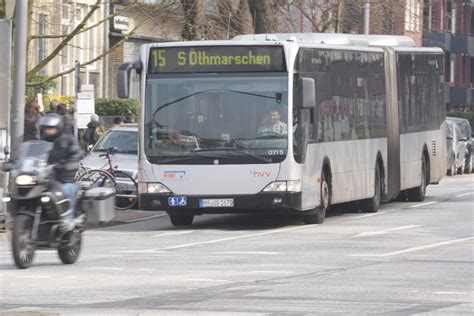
[191,148,272,163]
[152,89,281,127]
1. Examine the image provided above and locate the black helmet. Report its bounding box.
[39,113,64,141]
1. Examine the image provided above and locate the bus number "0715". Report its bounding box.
[268,149,284,155]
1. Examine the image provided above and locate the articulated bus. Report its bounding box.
[118,33,446,227]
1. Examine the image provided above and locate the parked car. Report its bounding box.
[80,124,138,179]
[446,121,467,176]
[447,117,472,174]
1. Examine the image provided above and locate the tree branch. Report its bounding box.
[26,20,145,88]
[27,0,102,81]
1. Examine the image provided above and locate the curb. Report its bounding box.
[0,231,11,242]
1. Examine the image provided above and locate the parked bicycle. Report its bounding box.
[75,148,138,210]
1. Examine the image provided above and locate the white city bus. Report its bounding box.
[118,33,446,227]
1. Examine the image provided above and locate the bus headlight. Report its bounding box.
[141,183,171,194]
[263,180,301,192]
[15,175,36,186]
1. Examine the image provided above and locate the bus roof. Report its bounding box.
[233,33,417,47]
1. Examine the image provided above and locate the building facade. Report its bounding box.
[423,0,474,111]
[29,0,106,98]
[107,1,183,97]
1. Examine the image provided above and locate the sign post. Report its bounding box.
[76,84,96,130]
[0,19,12,229]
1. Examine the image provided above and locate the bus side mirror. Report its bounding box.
[298,77,316,109]
[117,60,142,99]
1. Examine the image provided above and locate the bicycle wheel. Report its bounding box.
[75,166,87,181]
[113,171,138,210]
[77,169,116,190]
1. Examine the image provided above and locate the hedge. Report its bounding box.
[447,112,474,134]
[95,98,138,116]
[42,96,138,116]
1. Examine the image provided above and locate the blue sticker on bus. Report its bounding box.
[168,196,187,206]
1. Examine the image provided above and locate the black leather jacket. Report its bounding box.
[47,133,83,182]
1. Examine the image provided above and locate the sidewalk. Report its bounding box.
[0,209,164,242]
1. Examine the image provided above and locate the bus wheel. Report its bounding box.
[169,214,194,227]
[303,172,329,224]
[360,164,381,213]
[407,156,427,202]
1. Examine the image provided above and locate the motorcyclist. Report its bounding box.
[38,113,83,231]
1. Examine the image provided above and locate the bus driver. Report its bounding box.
[257,106,288,137]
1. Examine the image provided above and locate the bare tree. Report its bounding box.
[208,0,253,39]
[248,0,286,33]
[181,0,205,39]
[25,0,181,89]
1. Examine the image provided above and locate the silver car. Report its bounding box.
[446,117,472,174]
[81,124,138,179]
[446,121,467,176]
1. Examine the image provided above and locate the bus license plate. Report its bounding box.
[199,198,234,208]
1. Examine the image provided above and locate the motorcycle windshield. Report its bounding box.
[15,141,53,173]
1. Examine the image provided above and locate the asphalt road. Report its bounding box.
[1,175,473,315]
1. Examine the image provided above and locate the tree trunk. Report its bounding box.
[250,0,286,34]
[237,0,253,34]
[181,0,205,40]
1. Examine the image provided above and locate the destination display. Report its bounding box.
[148,46,286,73]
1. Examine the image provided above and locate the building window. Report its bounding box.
[61,75,68,96]
[88,9,97,69]
[61,24,69,66]
[405,0,420,32]
[62,2,69,20]
[38,14,47,74]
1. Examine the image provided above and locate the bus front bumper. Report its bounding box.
[139,192,303,214]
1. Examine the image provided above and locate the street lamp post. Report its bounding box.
[363,0,370,35]
[10,0,28,161]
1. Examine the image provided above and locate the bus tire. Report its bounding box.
[360,164,381,213]
[303,171,330,224]
[407,155,427,202]
[169,214,194,227]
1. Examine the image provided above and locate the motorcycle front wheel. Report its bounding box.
[58,230,82,264]
[12,214,36,269]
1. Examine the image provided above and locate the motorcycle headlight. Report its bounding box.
[15,175,36,186]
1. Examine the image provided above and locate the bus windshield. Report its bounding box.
[144,72,288,164]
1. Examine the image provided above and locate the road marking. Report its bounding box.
[455,192,474,198]
[353,225,423,238]
[111,249,168,254]
[349,236,474,257]
[152,231,193,238]
[87,267,125,270]
[245,270,294,274]
[410,201,438,208]
[17,275,50,278]
[352,212,387,219]
[137,268,155,271]
[185,278,227,282]
[158,225,311,250]
[214,251,281,255]
[124,214,167,223]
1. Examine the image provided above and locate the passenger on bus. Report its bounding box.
[257,106,288,137]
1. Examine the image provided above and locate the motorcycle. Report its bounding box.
[2,140,88,269]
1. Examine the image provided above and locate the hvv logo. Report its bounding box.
[250,170,272,177]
